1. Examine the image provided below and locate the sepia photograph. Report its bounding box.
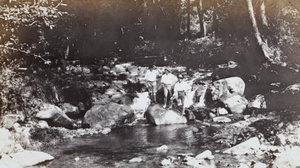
[1,0,300,167]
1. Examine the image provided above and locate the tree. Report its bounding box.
[196,0,205,37]
[0,0,68,67]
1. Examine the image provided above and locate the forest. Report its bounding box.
[1,0,300,167]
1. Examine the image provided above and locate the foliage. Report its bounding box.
[0,61,43,118]
[0,0,68,117]
[0,0,68,65]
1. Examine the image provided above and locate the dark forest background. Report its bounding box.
[1,0,300,117]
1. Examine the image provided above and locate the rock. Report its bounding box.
[248,94,267,109]
[160,158,172,166]
[144,104,187,125]
[1,114,24,129]
[217,107,229,115]
[156,145,168,153]
[274,134,286,146]
[10,150,54,167]
[59,103,80,118]
[38,120,49,128]
[273,146,300,168]
[239,163,249,168]
[0,154,22,168]
[212,116,231,123]
[223,137,260,155]
[195,150,214,160]
[284,83,300,93]
[253,162,267,168]
[101,128,111,135]
[129,157,143,163]
[83,102,134,128]
[74,157,80,162]
[0,128,13,155]
[185,156,203,167]
[221,94,248,114]
[208,77,245,101]
[36,103,77,129]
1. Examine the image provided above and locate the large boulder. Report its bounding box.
[59,103,80,119]
[36,103,77,129]
[221,94,248,114]
[208,77,245,101]
[247,94,267,109]
[82,102,134,128]
[206,77,247,113]
[144,104,187,125]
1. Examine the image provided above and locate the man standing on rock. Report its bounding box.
[161,69,177,108]
[145,65,160,103]
[172,74,192,115]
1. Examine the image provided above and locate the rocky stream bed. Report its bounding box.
[1,61,300,168]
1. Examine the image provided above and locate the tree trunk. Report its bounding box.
[260,1,268,26]
[187,0,191,38]
[246,0,275,63]
[196,0,205,37]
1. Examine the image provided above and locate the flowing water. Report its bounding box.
[45,123,224,168]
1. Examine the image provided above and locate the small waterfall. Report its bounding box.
[194,84,208,107]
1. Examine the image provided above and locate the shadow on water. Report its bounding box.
[45,123,220,168]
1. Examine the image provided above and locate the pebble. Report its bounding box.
[129,157,143,163]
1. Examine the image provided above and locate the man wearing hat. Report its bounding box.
[172,74,192,115]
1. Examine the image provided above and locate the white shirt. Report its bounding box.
[174,81,192,93]
[161,73,177,85]
[145,69,159,82]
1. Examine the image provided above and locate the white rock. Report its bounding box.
[129,157,143,163]
[274,134,286,146]
[223,137,260,155]
[38,120,49,128]
[185,156,203,167]
[74,157,80,161]
[273,146,300,168]
[195,150,214,160]
[217,108,229,115]
[10,150,54,167]
[239,163,249,168]
[213,116,231,123]
[160,158,172,166]
[0,154,22,168]
[253,162,267,168]
[101,128,111,135]
[36,103,62,119]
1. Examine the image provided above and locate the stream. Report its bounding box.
[44,122,237,168]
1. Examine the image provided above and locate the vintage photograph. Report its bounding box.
[1,0,300,167]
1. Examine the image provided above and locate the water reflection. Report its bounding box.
[47,123,209,167]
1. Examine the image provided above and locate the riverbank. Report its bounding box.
[1,60,300,167]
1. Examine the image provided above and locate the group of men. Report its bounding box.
[144,65,192,115]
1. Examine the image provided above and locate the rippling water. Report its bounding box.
[45,123,220,168]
